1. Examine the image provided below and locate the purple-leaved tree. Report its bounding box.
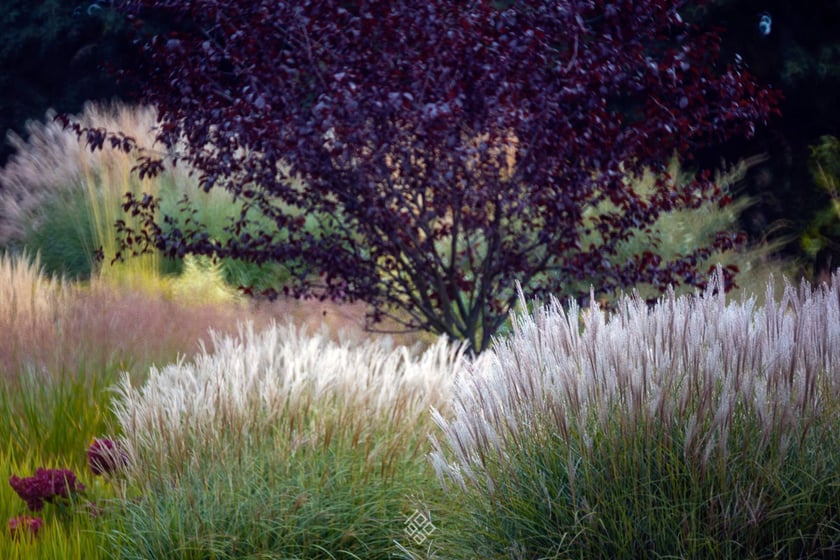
[71,0,780,351]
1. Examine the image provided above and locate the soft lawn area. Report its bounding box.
[3,250,840,559]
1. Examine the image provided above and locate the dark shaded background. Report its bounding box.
[0,1,135,164]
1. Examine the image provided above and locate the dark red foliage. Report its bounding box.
[9,468,85,512]
[77,0,779,351]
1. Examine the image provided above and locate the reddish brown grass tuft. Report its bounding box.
[1,252,428,385]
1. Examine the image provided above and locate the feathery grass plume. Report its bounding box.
[1,252,272,469]
[112,322,466,484]
[76,106,165,287]
[0,101,294,294]
[0,249,241,382]
[0,247,395,386]
[0,252,244,468]
[0,251,69,377]
[0,103,169,282]
[0,113,85,246]
[430,270,840,558]
[108,324,469,558]
[0,251,66,327]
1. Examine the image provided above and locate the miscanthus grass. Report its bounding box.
[107,324,470,559]
[0,104,169,283]
[0,102,299,294]
[431,271,840,559]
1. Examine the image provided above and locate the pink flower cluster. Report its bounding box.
[8,515,43,540]
[87,438,129,476]
[8,468,85,512]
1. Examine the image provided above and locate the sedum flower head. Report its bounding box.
[8,468,85,511]
[8,515,43,540]
[87,438,129,476]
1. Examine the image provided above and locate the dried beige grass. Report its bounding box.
[0,252,70,376]
[0,104,166,247]
[1,251,258,382]
[0,248,428,385]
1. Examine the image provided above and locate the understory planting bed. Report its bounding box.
[3,256,840,558]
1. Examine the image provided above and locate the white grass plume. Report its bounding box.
[0,104,164,246]
[430,270,840,491]
[111,322,468,483]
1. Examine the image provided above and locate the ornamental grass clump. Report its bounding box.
[0,103,168,282]
[112,323,464,482]
[0,101,290,295]
[431,271,840,559]
[108,324,469,559]
[0,251,70,379]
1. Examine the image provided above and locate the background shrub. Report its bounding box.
[802,135,840,282]
[0,103,295,296]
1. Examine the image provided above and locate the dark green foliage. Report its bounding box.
[688,0,840,260]
[802,135,840,278]
[24,189,99,279]
[460,417,840,559]
[107,433,455,559]
[0,0,134,166]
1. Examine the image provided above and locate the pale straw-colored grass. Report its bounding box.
[0,249,426,383]
[0,103,167,287]
[1,251,259,383]
[431,270,840,489]
[111,323,467,485]
[0,102,295,297]
[0,115,85,245]
[0,103,215,287]
[0,104,161,247]
[0,252,71,376]
[0,251,67,326]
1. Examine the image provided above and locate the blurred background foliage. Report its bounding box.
[0,0,838,279]
[688,0,840,276]
[0,0,136,164]
[802,134,840,282]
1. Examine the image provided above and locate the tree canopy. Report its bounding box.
[70,0,780,351]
